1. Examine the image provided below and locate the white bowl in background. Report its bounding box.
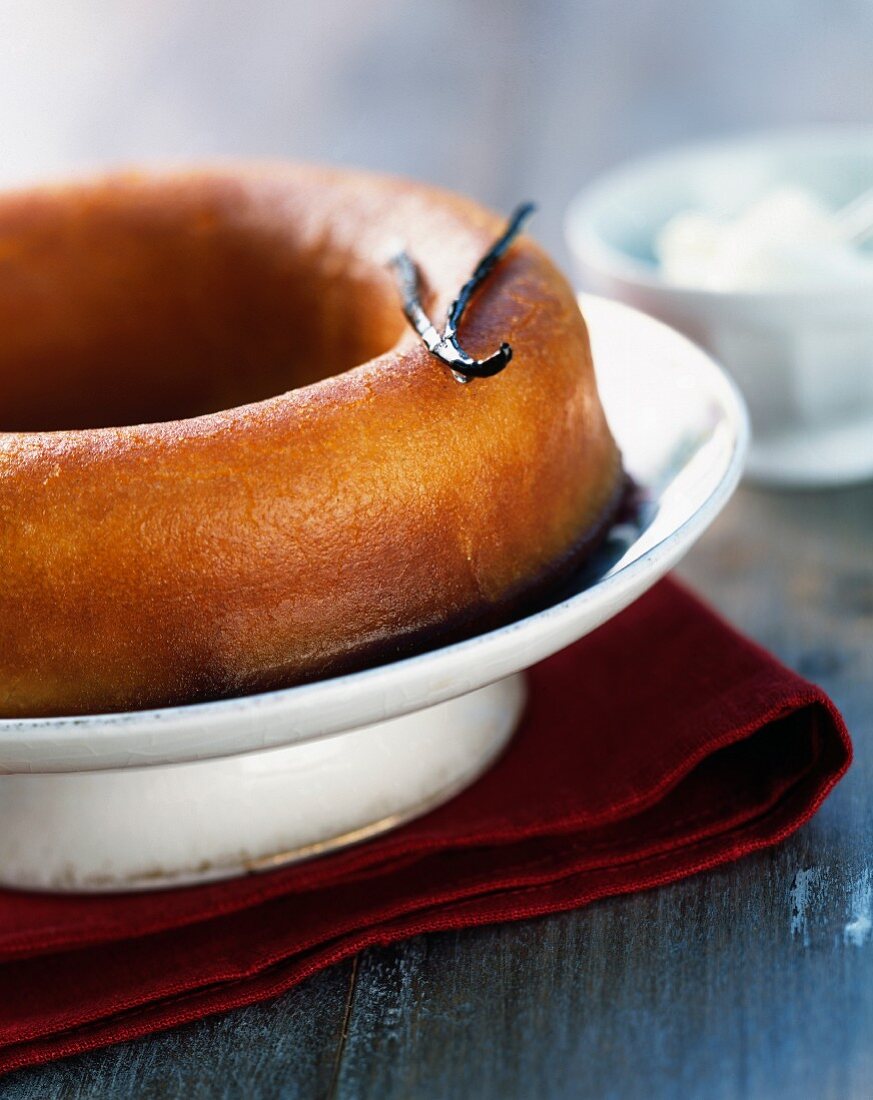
[0,297,747,892]
[566,128,873,487]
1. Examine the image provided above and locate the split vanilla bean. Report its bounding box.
[389,202,536,382]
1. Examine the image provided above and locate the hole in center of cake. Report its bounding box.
[0,185,405,431]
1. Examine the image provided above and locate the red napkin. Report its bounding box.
[0,578,850,1075]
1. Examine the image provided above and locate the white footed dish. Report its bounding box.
[0,296,748,892]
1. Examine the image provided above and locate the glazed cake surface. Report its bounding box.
[0,165,623,716]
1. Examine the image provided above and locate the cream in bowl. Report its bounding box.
[656,185,873,292]
[566,129,873,487]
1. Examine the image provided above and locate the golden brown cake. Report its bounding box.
[0,164,623,717]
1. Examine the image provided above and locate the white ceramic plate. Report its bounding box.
[0,296,749,890]
[0,296,748,774]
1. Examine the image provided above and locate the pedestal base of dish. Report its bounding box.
[745,410,873,488]
[0,675,525,893]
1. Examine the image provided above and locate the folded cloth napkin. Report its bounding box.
[0,578,850,1075]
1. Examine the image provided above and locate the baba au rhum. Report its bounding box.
[0,165,623,716]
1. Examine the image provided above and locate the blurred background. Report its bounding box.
[1,0,871,270]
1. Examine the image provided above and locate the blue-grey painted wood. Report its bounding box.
[0,966,353,1100]
[1,2,872,1097]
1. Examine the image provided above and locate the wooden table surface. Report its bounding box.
[2,3,872,1096]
